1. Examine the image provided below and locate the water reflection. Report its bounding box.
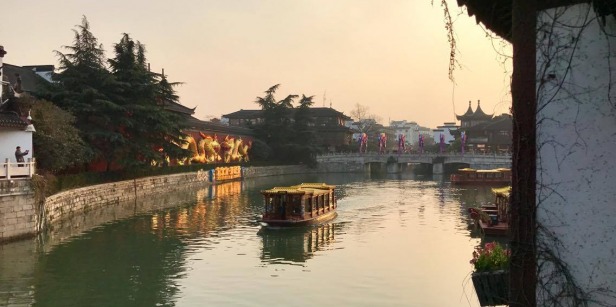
[258,223,342,265]
[0,173,508,307]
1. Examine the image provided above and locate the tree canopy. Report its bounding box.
[252,85,320,165]
[42,16,189,171]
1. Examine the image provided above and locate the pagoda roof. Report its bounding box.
[456,101,475,120]
[472,101,492,119]
[456,100,493,120]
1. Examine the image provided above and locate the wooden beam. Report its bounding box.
[510,0,537,306]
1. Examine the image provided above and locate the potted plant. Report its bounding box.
[470,242,510,306]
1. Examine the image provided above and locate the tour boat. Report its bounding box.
[260,183,337,227]
[468,186,510,236]
[450,167,511,185]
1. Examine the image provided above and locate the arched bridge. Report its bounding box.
[316,152,512,174]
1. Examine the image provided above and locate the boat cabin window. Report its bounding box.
[265,197,275,213]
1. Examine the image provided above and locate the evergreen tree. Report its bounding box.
[49,16,124,171]
[253,85,320,164]
[293,95,319,165]
[253,84,297,162]
[109,34,188,167]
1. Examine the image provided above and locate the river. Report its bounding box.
[0,172,499,307]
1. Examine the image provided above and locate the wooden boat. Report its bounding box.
[468,186,510,236]
[260,183,337,227]
[450,168,511,185]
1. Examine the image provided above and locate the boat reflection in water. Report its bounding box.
[258,223,341,264]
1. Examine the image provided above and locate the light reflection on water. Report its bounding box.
[0,172,500,307]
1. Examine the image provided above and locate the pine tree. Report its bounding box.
[50,16,124,171]
[109,34,188,167]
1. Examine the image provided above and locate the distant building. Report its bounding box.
[456,100,512,153]
[222,107,353,151]
[390,120,418,146]
[0,48,37,174]
[432,122,459,145]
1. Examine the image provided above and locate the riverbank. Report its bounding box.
[0,163,365,244]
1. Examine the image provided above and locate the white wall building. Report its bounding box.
[535,4,616,306]
[431,122,459,145]
[389,120,433,147]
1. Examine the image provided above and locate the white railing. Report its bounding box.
[1,158,36,179]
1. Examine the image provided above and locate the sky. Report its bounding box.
[2,0,512,129]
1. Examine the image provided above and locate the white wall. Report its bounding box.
[537,4,616,306]
[0,130,33,163]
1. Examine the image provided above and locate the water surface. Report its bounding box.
[0,173,498,307]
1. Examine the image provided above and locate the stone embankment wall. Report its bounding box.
[44,171,212,226]
[0,179,36,242]
[0,163,364,243]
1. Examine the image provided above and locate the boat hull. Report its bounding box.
[261,211,338,227]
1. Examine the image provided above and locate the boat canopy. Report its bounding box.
[261,183,335,196]
[458,168,510,173]
[491,186,511,197]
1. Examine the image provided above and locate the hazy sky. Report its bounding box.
[3,0,512,128]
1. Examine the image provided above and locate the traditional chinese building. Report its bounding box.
[222,107,353,151]
[456,100,512,153]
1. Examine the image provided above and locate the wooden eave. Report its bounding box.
[456,0,590,42]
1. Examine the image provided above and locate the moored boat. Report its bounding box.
[260,183,337,227]
[468,186,510,236]
[450,168,511,185]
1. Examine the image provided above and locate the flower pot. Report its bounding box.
[471,269,508,306]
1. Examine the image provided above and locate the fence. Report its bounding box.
[1,158,36,179]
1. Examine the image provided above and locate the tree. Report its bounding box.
[292,95,320,165]
[253,84,296,155]
[47,16,123,171]
[22,95,90,173]
[350,103,381,134]
[253,84,321,164]
[108,33,188,167]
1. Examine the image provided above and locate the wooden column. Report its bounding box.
[510,0,537,306]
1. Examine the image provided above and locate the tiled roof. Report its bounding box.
[473,102,490,117]
[0,111,28,129]
[178,113,254,136]
[457,101,474,120]
[2,63,49,93]
[163,100,196,115]
[222,109,262,119]
[223,107,352,120]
